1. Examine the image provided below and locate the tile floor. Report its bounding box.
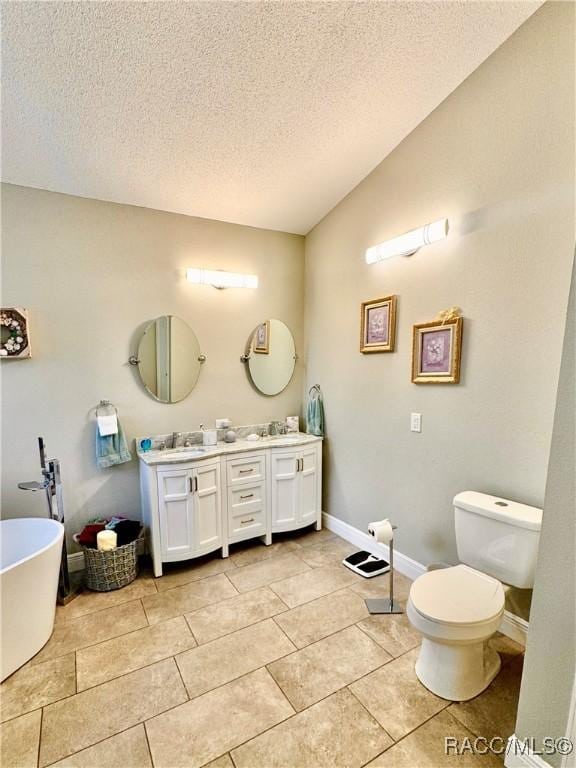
[0,528,524,768]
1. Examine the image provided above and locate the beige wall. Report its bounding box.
[1,185,304,546]
[304,0,575,589]
[514,254,575,765]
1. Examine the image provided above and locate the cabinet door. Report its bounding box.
[192,462,221,554]
[299,446,319,525]
[271,451,299,529]
[158,469,194,560]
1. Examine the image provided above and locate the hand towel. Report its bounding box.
[306,388,325,437]
[96,420,132,468]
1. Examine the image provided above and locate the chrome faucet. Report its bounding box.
[171,432,181,449]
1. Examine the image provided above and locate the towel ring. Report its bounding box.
[309,384,321,396]
[94,399,118,417]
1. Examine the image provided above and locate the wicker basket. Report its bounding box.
[73,528,143,592]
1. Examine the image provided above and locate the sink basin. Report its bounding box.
[163,446,207,457]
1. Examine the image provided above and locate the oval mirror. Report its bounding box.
[135,315,204,403]
[246,319,296,396]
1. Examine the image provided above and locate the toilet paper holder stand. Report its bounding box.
[366,524,403,615]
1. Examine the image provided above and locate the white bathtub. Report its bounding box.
[1,517,64,681]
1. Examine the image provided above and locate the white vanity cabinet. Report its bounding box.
[271,444,321,532]
[139,435,322,577]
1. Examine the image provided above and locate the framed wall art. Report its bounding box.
[412,316,463,384]
[360,295,397,353]
[0,307,31,359]
[254,320,270,354]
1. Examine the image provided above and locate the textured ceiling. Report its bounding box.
[2,1,541,234]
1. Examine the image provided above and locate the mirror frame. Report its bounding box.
[130,315,206,403]
[242,318,297,396]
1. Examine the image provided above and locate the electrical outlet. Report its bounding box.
[411,413,422,433]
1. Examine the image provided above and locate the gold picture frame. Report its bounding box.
[253,320,270,354]
[412,317,463,384]
[360,295,397,353]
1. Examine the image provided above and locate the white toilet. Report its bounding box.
[407,491,542,702]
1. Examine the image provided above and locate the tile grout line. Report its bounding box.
[30,602,150,668]
[36,707,44,768]
[141,597,150,626]
[353,617,419,659]
[142,721,156,768]
[172,655,191,702]
[40,660,191,768]
[356,704,453,768]
[153,565,237,595]
[56,616,296,703]
[54,589,154,625]
[183,614,200,646]
[73,613,195,674]
[15,655,186,732]
[224,661,401,766]
[271,606,374,652]
[181,591,290,644]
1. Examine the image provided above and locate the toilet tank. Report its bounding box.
[454,491,542,588]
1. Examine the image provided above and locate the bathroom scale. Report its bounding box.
[342,550,390,578]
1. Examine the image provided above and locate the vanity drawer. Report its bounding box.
[228,482,265,512]
[229,508,266,541]
[227,481,266,541]
[226,454,265,486]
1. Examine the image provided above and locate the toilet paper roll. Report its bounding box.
[97,530,117,551]
[368,519,394,545]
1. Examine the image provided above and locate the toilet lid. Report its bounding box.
[409,565,505,625]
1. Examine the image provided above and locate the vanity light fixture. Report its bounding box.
[186,268,258,289]
[365,218,449,264]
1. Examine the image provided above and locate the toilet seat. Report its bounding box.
[409,564,504,626]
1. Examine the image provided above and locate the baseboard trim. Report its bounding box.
[68,551,85,573]
[322,512,426,582]
[505,735,554,768]
[322,511,528,645]
[501,610,529,646]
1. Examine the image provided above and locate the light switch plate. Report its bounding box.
[411,413,422,432]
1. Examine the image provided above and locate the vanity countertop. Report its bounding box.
[138,433,322,466]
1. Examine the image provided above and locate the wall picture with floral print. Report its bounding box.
[360,295,397,353]
[412,316,463,383]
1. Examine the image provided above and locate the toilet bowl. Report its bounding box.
[407,564,504,701]
[407,491,542,702]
